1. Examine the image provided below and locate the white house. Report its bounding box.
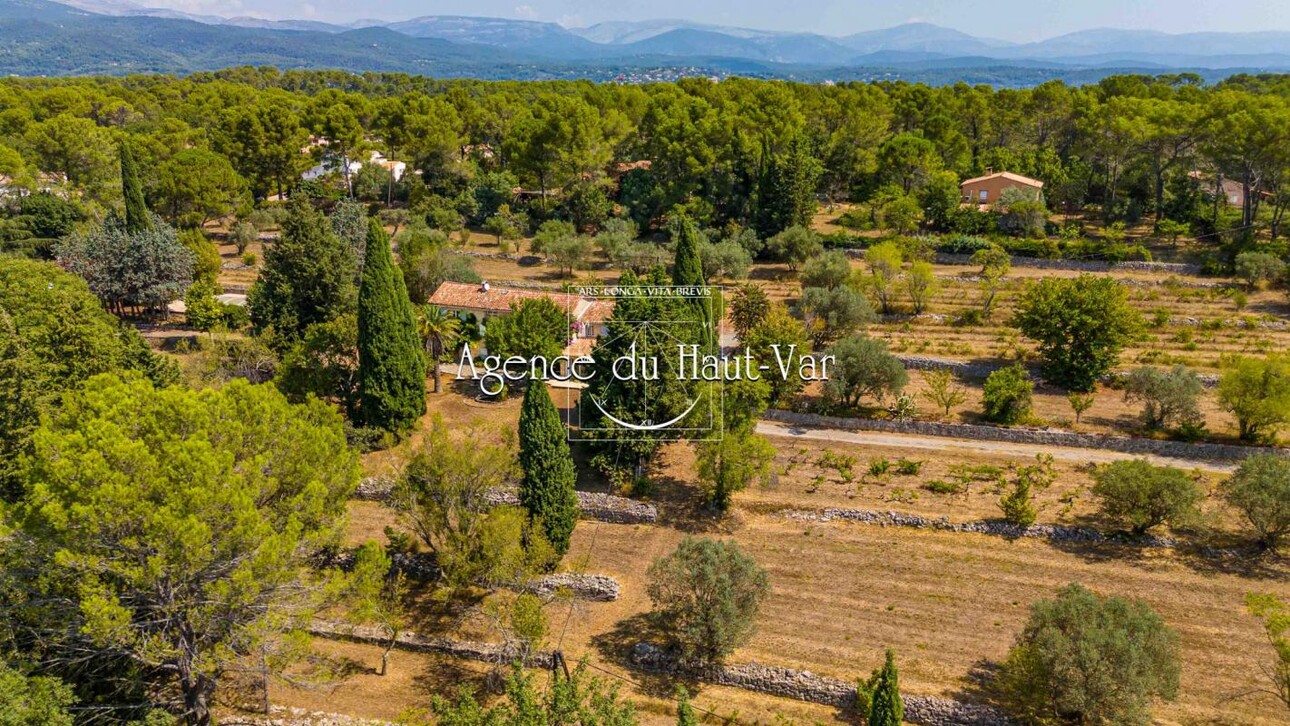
[300,150,406,183]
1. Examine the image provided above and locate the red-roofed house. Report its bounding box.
[960,170,1044,206]
[427,281,614,351]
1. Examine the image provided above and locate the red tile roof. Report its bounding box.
[428,281,613,322]
[960,171,1044,189]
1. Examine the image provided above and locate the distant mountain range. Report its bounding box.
[6,0,1290,83]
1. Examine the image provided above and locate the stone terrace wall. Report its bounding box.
[632,643,1013,726]
[356,479,658,524]
[764,409,1278,462]
[223,707,392,726]
[321,550,621,600]
[784,508,1186,549]
[893,355,1221,387]
[930,252,1200,275]
[311,620,556,669]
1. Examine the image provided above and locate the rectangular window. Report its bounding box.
[979,190,988,202]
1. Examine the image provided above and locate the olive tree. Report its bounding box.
[822,335,908,410]
[1222,454,1290,551]
[998,583,1180,726]
[798,286,876,349]
[646,537,770,668]
[1122,365,1203,431]
[1091,459,1202,535]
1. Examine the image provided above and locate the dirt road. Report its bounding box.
[755,421,1237,473]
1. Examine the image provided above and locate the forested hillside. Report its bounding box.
[1,68,1288,250]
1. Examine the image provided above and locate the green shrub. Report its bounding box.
[924,479,965,495]
[982,365,1033,425]
[646,537,770,668]
[1091,460,1201,535]
[896,459,923,476]
[998,584,1180,726]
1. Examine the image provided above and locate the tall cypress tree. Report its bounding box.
[120,142,151,233]
[868,649,904,726]
[671,215,705,288]
[671,215,715,348]
[357,218,426,432]
[517,379,578,555]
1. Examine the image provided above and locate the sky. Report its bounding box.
[142,0,1290,41]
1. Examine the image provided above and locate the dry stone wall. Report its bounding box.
[764,409,1277,462]
[320,549,621,600]
[310,619,555,669]
[784,508,1191,549]
[930,252,1199,275]
[222,706,393,726]
[894,355,1220,387]
[355,479,658,524]
[631,643,1014,726]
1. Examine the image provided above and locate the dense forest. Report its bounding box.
[1,68,1290,265]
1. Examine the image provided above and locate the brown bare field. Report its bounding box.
[274,495,1289,725]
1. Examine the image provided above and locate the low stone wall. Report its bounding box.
[320,549,621,600]
[310,620,554,669]
[353,476,395,500]
[222,706,393,726]
[896,355,1001,379]
[783,508,1186,549]
[631,643,1013,726]
[486,488,661,524]
[357,480,658,524]
[523,572,621,601]
[893,355,1220,387]
[763,409,1277,462]
[931,252,1199,275]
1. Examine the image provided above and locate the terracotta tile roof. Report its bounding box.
[960,171,1044,188]
[610,160,652,177]
[428,281,614,322]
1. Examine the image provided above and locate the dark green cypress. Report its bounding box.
[868,649,904,726]
[357,218,426,432]
[120,142,151,233]
[671,215,705,288]
[517,379,578,555]
[671,215,715,348]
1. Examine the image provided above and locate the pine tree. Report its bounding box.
[248,197,357,344]
[868,649,904,726]
[675,686,698,726]
[357,218,426,432]
[120,142,151,233]
[517,379,578,555]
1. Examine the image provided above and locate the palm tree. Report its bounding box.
[416,305,461,394]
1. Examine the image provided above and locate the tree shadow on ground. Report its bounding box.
[1041,524,1289,581]
[648,470,741,535]
[948,658,1011,711]
[589,613,688,699]
[412,658,493,701]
